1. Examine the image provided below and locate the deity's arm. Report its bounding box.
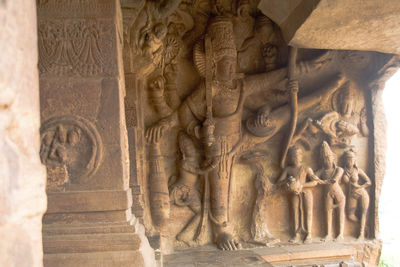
[276,168,288,184]
[242,51,333,98]
[303,168,323,188]
[241,73,346,149]
[146,84,205,143]
[242,68,287,97]
[358,168,372,188]
[332,167,344,183]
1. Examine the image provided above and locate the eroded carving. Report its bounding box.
[169,131,203,246]
[121,0,386,253]
[342,149,371,240]
[240,150,279,247]
[148,141,170,230]
[123,0,182,74]
[277,146,325,244]
[317,141,345,242]
[315,111,359,148]
[38,20,113,76]
[145,10,349,249]
[40,115,103,188]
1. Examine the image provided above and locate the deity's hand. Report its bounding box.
[255,105,272,127]
[351,182,362,189]
[263,44,278,58]
[149,76,165,98]
[145,117,171,144]
[169,182,193,207]
[325,179,335,184]
[288,80,299,94]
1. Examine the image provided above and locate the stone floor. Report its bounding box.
[164,245,273,267]
[164,243,358,267]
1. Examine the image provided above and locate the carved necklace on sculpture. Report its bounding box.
[213,80,238,97]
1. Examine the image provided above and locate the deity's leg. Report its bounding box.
[303,190,313,243]
[252,196,280,246]
[359,190,370,240]
[289,194,301,243]
[336,193,346,241]
[323,195,334,242]
[209,157,240,250]
[347,196,359,222]
[176,194,202,246]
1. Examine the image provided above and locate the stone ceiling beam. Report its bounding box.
[258,0,400,55]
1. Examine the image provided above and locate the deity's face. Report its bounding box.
[214,56,236,83]
[323,155,335,169]
[345,156,356,168]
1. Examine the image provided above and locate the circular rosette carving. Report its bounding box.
[40,115,103,184]
[163,34,181,63]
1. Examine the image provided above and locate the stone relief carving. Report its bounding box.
[38,19,113,76]
[122,0,380,252]
[315,111,359,148]
[240,150,279,247]
[169,131,203,246]
[277,146,325,244]
[317,141,345,242]
[40,115,103,189]
[331,81,354,118]
[148,142,170,230]
[122,0,182,75]
[342,149,371,240]
[145,15,341,250]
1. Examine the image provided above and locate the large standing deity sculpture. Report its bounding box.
[146,12,348,249]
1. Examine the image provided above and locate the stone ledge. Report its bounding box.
[44,251,145,267]
[43,232,142,254]
[46,189,132,213]
[254,243,356,264]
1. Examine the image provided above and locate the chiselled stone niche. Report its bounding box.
[123,0,398,264]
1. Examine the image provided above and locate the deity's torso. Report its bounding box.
[344,167,364,196]
[212,81,241,117]
[319,167,344,195]
[287,165,308,185]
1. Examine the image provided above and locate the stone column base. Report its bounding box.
[43,218,156,267]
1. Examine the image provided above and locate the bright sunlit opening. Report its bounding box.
[380,70,400,266]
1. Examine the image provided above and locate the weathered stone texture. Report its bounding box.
[0,0,47,266]
[259,0,400,55]
[38,0,155,266]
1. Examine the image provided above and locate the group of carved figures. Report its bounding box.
[277,143,371,245]
[139,4,371,251]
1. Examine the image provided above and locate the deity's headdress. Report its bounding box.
[320,141,337,167]
[343,148,356,159]
[193,16,236,77]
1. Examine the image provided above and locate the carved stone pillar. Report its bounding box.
[37,1,155,266]
[125,74,148,224]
